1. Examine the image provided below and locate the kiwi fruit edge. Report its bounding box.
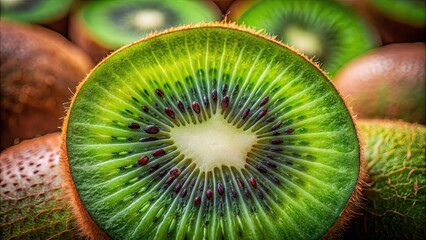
[61,21,365,239]
[353,119,426,239]
[228,0,378,77]
[70,0,222,63]
[0,133,80,239]
[334,42,425,124]
[0,20,94,150]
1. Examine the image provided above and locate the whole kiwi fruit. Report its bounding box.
[70,0,222,62]
[352,120,425,239]
[334,43,425,124]
[61,22,364,239]
[228,0,378,76]
[0,133,80,239]
[0,21,93,150]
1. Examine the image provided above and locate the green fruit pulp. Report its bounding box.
[236,0,376,76]
[65,26,360,240]
[0,0,72,23]
[80,0,221,49]
[357,121,426,239]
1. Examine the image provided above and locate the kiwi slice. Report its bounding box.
[0,0,73,35]
[0,0,72,24]
[0,21,93,150]
[0,133,80,239]
[334,43,425,124]
[357,0,425,43]
[230,0,377,76]
[62,23,362,239]
[367,0,425,26]
[365,0,425,27]
[354,120,425,239]
[70,0,222,62]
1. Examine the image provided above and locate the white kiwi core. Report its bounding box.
[170,114,258,172]
[285,25,322,58]
[133,10,165,30]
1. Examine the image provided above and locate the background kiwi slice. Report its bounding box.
[0,0,72,23]
[353,0,425,44]
[0,133,79,239]
[0,0,73,35]
[0,21,93,150]
[70,0,222,62]
[353,120,425,239]
[62,23,362,239]
[230,0,377,76]
[367,0,425,26]
[334,43,425,124]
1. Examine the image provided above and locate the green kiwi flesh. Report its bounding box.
[0,0,73,24]
[0,133,79,239]
[63,23,361,239]
[77,0,222,50]
[233,0,377,76]
[355,120,425,239]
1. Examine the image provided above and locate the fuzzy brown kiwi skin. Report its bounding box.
[0,21,93,150]
[334,43,425,124]
[0,133,81,239]
[60,21,365,239]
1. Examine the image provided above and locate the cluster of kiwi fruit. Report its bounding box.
[1,0,424,239]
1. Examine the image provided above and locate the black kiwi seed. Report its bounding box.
[63,24,362,240]
[144,125,160,134]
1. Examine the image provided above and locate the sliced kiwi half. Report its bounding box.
[334,43,425,124]
[0,133,80,239]
[229,0,377,76]
[70,0,222,62]
[62,22,362,239]
[354,120,425,239]
[0,21,93,150]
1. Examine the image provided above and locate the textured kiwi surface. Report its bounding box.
[369,0,425,26]
[334,43,425,124]
[0,21,93,150]
[0,0,73,24]
[77,0,221,49]
[233,0,376,76]
[0,133,79,239]
[63,23,361,240]
[356,120,425,239]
